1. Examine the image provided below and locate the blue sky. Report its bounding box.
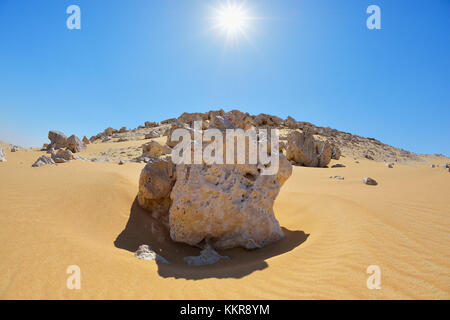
[0,0,449,155]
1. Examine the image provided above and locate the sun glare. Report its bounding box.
[213,3,251,42]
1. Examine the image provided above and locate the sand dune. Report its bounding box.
[0,145,449,299]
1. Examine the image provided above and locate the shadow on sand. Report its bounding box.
[114,198,309,280]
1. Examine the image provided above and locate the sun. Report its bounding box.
[213,2,251,41]
[218,5,247,34]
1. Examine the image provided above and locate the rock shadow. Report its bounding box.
[114,198,309,280]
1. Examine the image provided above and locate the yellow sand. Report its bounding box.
[0,145,449,300]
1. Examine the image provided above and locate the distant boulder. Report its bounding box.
[144,121,159,128]
[142,141,172,158]
[286,131,332,168]
[32,155,55,167]
[48,131,68,150]
[363,177,378,186]
[82,136,90,145]
[67,135,87,153]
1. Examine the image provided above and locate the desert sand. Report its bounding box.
[0,135,449,300]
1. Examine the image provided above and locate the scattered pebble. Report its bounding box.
[363,177,378,186]
[135,245,169,264]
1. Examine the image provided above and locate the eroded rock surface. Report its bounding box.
[48,131,68,150]
[286,131,332,167]
[67,135,87,153]
[135,245,169,264]
[137,157,176,225]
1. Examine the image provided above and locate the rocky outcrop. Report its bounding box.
[285,116,298,129]
[32,155,55,167]
[145,121,158,128]
[331,146,341,160]
[137,157,176,225]
[48,131,68,150]
[142,141,172,158]
[67,135,87,153]
[0,148,6,162]
[82,136,90,145]
[286,131,332,167]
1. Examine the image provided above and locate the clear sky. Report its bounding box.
[0,0,449,155]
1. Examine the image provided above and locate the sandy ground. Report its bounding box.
[0,144,449,300]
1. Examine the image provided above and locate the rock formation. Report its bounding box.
[137,157,176,224]
[286,131,332,167]
[67,135,87,153]
[48,131,68,150]
[32,155,55,167]
[142,141,172,158]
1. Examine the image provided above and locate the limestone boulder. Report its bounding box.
[142,141,172,158]
[168,154,292,250]
[286,131,332,167]
[32,155,55,167]
[67,135,87,153]
[137,158,177,225]
[48,131,68,150]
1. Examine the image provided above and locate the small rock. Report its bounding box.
[0,148,6,162]
[55,149,74,161]
[430,164,435,168]
[135,245,169,264]
[118,160,125,165]
[11,146,19,152]
[144,131,160,139]
[363,177,378,186]
[334,176,345,180]
[32,155,55,167]
[386,163,394,168]
[184,244,228,266]
[331,164,346,168]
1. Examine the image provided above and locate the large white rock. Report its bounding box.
[168,154,292,250]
